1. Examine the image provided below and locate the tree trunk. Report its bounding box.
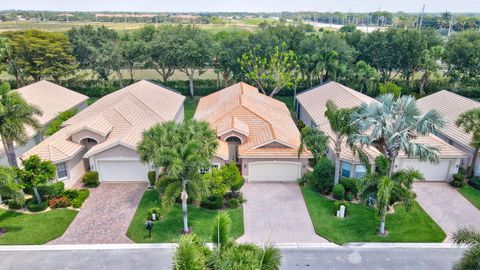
[388,157,396,178]
[334,153,341,185]
[188,73,194,98]
[33,186,42,204]
[216,71,220,89]
[181,181,189,233]
[419,72,429,96]
[469,146,479,177]
[0,194,2,205]
[269,86,281,97]
[379,211,387,235]
[116,71,124,88]
[2,139,18,168]
[129,64,134,83]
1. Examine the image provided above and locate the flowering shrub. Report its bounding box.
[48,197,71,208]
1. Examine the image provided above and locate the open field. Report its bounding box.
[0,21,259,33]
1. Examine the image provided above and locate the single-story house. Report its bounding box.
[194,82,312,182]
[418,90,480,176]
[22,80,185,187]
[296,81,466,181]
[0,80,89,166]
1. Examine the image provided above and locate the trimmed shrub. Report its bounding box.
[299,171,314,186]
[201,196,223,210]
[333,184,345,200]
[71,189,90,208]
[45,109,77,136]
[148,171,157,187]
[83,172,99,187]
[345,192,354,202]
[147,207,162,220]
[227,198,241,209]
[7,193,25,209]
[27,200,48,212]
[311,157,335,194]
[63,189,80,200]
[48,197,71,208]
[339,178,358,196]
[37,182,65,200]
[450,173,465,188]
[468,176,480,190]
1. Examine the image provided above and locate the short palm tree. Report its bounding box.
[455,108,480,177]
[453,228,480,270]
[349,94,444,177]
[137,119,218,233]
[298,126,329,166]
[376,176,393,236]
[324,100,356,184]
[0,82,42,168]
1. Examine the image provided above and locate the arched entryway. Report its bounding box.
[225,136,242,164]
[79,138,98,171]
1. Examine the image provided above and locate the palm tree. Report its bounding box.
[137,119,218,233]
[376,176,393,236]
[298,126,329,166]
[349,94,444,177]
[0,166,19,204]
[0,82,42,168]
[324,100,356,185]
[352,60,379,94]
[418,46,444,96]
[456,108,480,177]
[453,228,480,270]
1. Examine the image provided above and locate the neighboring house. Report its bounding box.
[0,80,89,166]
[22,80,185,187]
[296,81,466,181]
[418,90,480,176]
[194,82,312,182]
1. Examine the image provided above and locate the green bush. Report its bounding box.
[345,192,354,202]
[26,200,48,212]
[374,155,390,176]
[7,193,25,209]
[83,172,99,187]
[333,184,345,200]
[201,196,223,210]
[147,207,162,220]
[45,109,77,136]
[227,198,241,209]
[468,176,480,190]
[339,178,358,196]
[71,189,90,208]
[211,211,232,245]
[225,163,244,192]
[48,197,71,208]
[37,182,65,200]
[450,173,465,187]
[148,171,157,187]
[63,189,80,200]
[299,171,314,186]
[311,157,335,194]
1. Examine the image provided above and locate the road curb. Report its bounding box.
[0,243,177,251]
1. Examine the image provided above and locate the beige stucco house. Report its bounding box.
[418,90,480,176]
[194,82,312,182]
[296,81,466,181]
[22,80,185,187]
[0,80,89,166]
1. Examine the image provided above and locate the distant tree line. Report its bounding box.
[0,22,479,99]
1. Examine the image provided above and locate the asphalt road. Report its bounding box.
[0,246,465,270]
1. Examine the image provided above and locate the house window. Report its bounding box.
[199,163,220,174]
[354,165,367,178]
[341,162,352,178]
[56,162,68,179]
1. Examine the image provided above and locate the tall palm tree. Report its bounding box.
[298,126,329,166]
[456,108,480,177]
[453,228,480,270]
[137,119,218,233]
[352,60,379,94]
[0,82,42,168]
[349,94,444,177]
[376,176,393,236]
[418,46,444,96]
[324,100,356,185]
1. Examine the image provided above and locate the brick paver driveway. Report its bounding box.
[237,183,328,244]
[413,182,480,242]
[50,183,147,244]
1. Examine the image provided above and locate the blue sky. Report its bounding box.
[2,0,480,13]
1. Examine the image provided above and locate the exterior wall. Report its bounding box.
[435,132,474,169]
[476,158,480,177]
[57,147,88,188]
[394,157,461,181]
[0,137,37,166]
[212,156,227,167]
[240,157,309,181]
[219,131,247,144]
[297,104,316,128]
[71,130,106,144]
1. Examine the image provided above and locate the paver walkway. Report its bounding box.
[237,183,328,243]
[413,182,480,242]
[50,183,147,244]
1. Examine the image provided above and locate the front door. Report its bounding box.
[226,136,242,164]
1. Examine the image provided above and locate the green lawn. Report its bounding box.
[458,184,480,210]
[184,97,200,120]
[301,187,446,244]
[0,208,77,245]
[274,96,296,113]
[127,190,244,243]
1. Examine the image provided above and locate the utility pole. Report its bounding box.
[419,3,425,30]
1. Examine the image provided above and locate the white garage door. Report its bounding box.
[249,161,301,182]
[97,160,149,182]
[400,159,452,181]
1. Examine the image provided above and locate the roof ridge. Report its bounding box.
[125,88,166,122]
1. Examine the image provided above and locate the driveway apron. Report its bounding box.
[413,182,480,242]
[50,183,147,244]
[237,183,328,244]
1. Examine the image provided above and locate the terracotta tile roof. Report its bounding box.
[23,80,185,162]
[418,90,480,151]
[296,82,466,163]
[194,82,311,159]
